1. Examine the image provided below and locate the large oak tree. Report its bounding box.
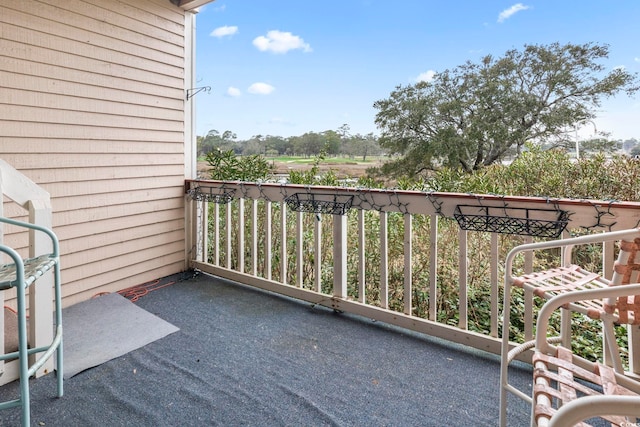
[373,42,639,176]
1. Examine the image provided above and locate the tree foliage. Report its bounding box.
[578,137,620,154]
[373,42,639,177]
[205,149,274,181]
[198,126,383,160]
[197,130,238,156]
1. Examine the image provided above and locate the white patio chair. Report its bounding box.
[530,286,640,426]
[499,228,640,426]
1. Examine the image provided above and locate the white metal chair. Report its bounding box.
[499,228,640,426]
[0,216,63,427]
[529,286,640,426]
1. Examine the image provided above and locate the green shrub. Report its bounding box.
[425,145,640,200]
[206,149,274,181]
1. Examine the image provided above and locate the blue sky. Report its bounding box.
[194,1,640,141]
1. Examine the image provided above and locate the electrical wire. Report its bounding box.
[117,279,176,302]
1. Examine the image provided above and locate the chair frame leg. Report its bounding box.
[17,279,31,426]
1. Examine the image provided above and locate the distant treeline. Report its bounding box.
[197,126,383,161]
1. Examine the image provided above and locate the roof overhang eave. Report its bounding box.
[170,0,216,11]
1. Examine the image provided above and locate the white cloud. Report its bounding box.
[634,57,640,63]
[226,87,241,97]
[416,70,436,83]
[210,26,238,38]
[497,3,530,23]
[253,30,312,54]
[247,82,275,95]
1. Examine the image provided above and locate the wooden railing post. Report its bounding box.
[28,200,54,376]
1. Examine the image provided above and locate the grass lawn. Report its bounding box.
[269,156,383,165]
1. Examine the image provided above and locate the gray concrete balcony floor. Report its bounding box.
[0,272,532,426]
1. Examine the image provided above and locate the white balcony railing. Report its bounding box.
[185,179,640,372]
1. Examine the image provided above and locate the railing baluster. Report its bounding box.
[251,199,258,276]
[225,202,232,269]
[404,213,412,316]
[490,233,499,338]
[429,214,438,322]
[238,198,245,273]
[333,213,347,299]
[314,215,322,293]
[380,211,388,309]
[265,201,272,280]
[630,325,640,375]
[296,211,303,288]
[280,201,287,285]
[523,236,534,341]
[458,228,468,330]
[357,209,365,303]
[200,199,207,263]
[213,202,220,266]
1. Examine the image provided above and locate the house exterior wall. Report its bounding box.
[0,0,195,306]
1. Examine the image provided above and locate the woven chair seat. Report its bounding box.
[0,254,57,290]
[514,237,640,324]
[533,346,640,427]
[514,264,611,320]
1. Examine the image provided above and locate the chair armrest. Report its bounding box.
[548,395,640,427]
[0,216,59,257]
[534,283,640,354]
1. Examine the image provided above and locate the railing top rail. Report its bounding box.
[0,159,51,210]
[186,179,640,231]
[185,179,640,208]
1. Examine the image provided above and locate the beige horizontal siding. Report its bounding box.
[43,176,184,198]
[0,61,184,104]
[0,88,184,121]
[51,187,185,217]
[0,1,183,76]
[2,2,184,65]
[0,105,184,132]
[63,219,185,255]
[0,124,183,141]
[63,233,186,277]
[65,257,186,305]
[16,164,185,185]
[3,214,184,255]
[0,139,184,155]
[0,0,190,305]
[57,205,186,240]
